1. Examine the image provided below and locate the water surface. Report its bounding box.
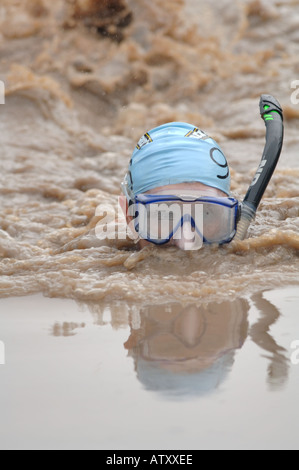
[0,288,298,450]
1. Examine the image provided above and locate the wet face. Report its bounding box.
[127,182,227,250]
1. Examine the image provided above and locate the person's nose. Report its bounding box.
[173,221,203,251]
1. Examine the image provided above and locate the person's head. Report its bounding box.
[122,122,239,250]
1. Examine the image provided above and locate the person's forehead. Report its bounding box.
[145,182,226,197]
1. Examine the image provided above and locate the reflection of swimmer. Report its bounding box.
[124,299,249,397]
[124,293,290,397]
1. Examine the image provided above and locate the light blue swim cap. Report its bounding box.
[136,351,235,398]
[128,122,231,196]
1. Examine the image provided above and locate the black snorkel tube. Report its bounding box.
[234,94,284,241]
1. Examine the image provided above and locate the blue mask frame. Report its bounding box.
[131,194,241,246]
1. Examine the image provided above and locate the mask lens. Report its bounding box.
[137,202,182,241]
[202,202,236,243]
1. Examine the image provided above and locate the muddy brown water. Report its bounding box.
[0,0,299,449]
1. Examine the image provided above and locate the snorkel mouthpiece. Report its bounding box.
[234,94,284,241]
[235,203,256,241]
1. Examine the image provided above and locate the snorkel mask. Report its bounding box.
[122,181,240,248]
[122,96,284,249]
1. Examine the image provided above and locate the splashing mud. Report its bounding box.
[0,0,299,305]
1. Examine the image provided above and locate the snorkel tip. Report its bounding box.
[259,94,283,119]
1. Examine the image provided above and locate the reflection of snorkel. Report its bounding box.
[235,95,284,240]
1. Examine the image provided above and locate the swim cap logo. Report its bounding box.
[210,148,229,180]
[136,132,153,150]
[185,128,208,140]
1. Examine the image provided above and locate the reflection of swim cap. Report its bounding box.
[136,351,235,398]
[129,122,231,196]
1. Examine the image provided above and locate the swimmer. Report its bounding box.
[121,95,284,250]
